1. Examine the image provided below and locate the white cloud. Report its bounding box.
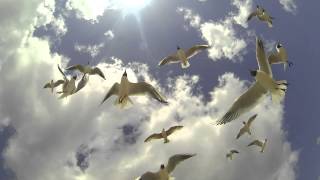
[74,43,105,58]
[317,137,320,145]
[178,6,248,61]
[104,30,115,40]
[0,1,298,180]
[279,0,297,13]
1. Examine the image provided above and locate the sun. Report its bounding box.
[114,0,152,16]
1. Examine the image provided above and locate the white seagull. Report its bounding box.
[217,37,288,125]
[43,79,64,93]
[236,114,257,139]
[248,139,267,153]
[144,126,183,143]
[137,154,196,180]
[226,150,239,160]
[247,5,274,28]
[159,44,210,68]
[101,70,168,108]
[66,62,106,80]
[268,42,293,71]
[57,65,89,99]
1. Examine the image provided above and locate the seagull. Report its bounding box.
[247,5,274,28]
[226,150,239,160]
[217,37,287,125]
[56,65,89,99]
[268,42,293,71]
[144,126,183,143]
[43,79,64,93]
[248,139,267,153]
[159,44,210,68]
[66,62,106,80]
[137,154,196,180]
[101,70,168,108]
[236,114,257,139]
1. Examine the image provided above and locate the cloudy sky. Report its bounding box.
[0,0,319,179]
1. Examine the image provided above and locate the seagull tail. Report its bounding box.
[181,61,190,69]
[271,80,288,103]
[114,96,133,109]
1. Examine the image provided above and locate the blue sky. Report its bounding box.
[0,0,319,179]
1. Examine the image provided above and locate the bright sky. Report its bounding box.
[0,0,319,180]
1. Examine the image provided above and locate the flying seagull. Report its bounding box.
[101,70,168,108]
[56,65,89,99]
[226,150,239,160]
[236,114,257,139]
[248,139,267,153]
[217,37,288,125]
[268,42,293,71]
[43,79,64,93]
[137,154,196,180]
[247,5,274,28]
[159,44,210,68]
[66,62,106,80]
[144,126,183,143]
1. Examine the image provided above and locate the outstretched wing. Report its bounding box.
[158,55,180,66]
[247,11,258,21]
[101,83,120,105]
[256,37,273,77]
[248,140,263,147]
[231,150,239,154]
[58,65,67,80]
[247,114,257,126]
[54,80,65,87]
[217,82,266,125]
[144,133,163,142]
[139,171,160,180]
[128,82,168,104]
[166,125,183,136]
[75,75,89,93]
[66,64,85,73]
[43,82,51,88]
[91,67,106,80]
[185,44,210,59]
[236,127,246,139]
[166,154,196,173]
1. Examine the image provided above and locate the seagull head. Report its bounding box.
[249,70,257,77]
[160,164,165,169]
[265,139,268,142]
[243,121,246,125]
[256,5,260,8]
[123,70,127,77]
[177,45,180,50]
[72,75,77,80]
[276,43,282,49]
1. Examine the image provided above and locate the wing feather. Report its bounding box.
[144,133,163,142]
[166,125,183,135]
[166,154,196,173]
[185,45,210,59]
[158,55,180,66]
[128,82,168,104]
[101,83,120,105]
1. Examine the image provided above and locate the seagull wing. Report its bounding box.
[66,64,85,73]
[166,154,196,173]
[158,55,180,66]
[217,82,267,125]
[256,37,273,77]
[75,75,89,93]
[43,82,51,88]
[101,83,120,105]
[231,150,239,154]
[247,114,258,127]
[247,11,258,21]
[185,44,210,59]
[139,171,161,180]
[236,127,247,139]
[128,82,168,104]
[91,67,106,80]
[268,52,281,64]
[248,140,263,147]
[58,65,67,80]
[166,125,183,136]
[144,133,163,142]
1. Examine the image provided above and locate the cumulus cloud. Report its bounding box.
[104,30,115,40]
[178,4,249,61]
[0,1,298,180]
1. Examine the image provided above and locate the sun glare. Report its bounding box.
[115,0,151,16]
